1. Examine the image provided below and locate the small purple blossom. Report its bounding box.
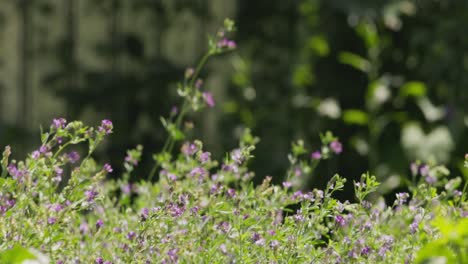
[52,118,67,129]
[419,165,430,177]
[67,151,80,164]
[199,152,211,164]
[32,150,40,160]
[79,221,89,234]
[48,217,57,225]
[140,208,149,221]
[103,163,113,173]
[98,119,113,135]
[96,219,104,229]
[361,246,371,256]
[330,140,343,154]
[335,215,346,226]
[282,181,292,188]
[219,244,227,254]
[170,106,178,116]
[270,240,280,249]
[217,38,237,49]
[311,151,322,160]
[85,189,98,202]
[227,188,236,198]
[127,231,136,240]
[396,192,410,205]
[181,142,198,155]
[195,79,204,89]
[95,257,104,264]
[202,92,215,108]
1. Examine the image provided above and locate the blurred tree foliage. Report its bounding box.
[0,0,467,196]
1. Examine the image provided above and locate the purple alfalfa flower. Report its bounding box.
[454,190,462,197]
[251,232,265,246]
[79,221,89,234]
[168,203,185,217]
[96,219,104,230]
[52,203,63,213]
[95,257,104,264]
[195,79,203,89]
[199,151,211,164]
[378,246,389,258]
[57,261,64,264]
[5,199,15,208]
[217,38,236,49]
[217,221,231,234]
[52,118,67,129]
[419,164,430,177]
[127,231,136,240]
[167,248,179,262]
[294,167,302,177]
[202,92,215,108]
[330,140,343,154]
[409,221,418,234]
[219,244,228,255]
[54,166,63,177]
[294,210,305,223]
[396,192,410,205]
[140,208,149,221]
[39,145,49,154]
[125,155,138,166]
[292,190,304,201]
[335,215,346,226]
[231,149,243,164]
[98,119,113,135]
[56,137,63,145]
[361,246,371,256]
[32,150,40,160]
[348,249,358,259]
[181,142,198,156]
[167,173,177,182]
[48,217,57,225]
[282,181,292,189]
[425,174,437,184]
[85,189,98,202]
[120,184,131,195]
[189,167,207,180]
[311,151,322,160]
[103,163,113,173]
[7,164,18,178]
[210,183,222,195]
[227,188,236,198]
[67,151,80,164]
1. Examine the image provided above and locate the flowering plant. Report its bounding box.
[0,19,467,264]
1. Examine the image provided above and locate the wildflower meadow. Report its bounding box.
[0,19,467,264]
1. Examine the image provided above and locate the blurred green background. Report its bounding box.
[0,0,467,195]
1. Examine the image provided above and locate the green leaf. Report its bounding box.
[308,36,329,56]
[356,22,379,49]
[0,246,38,264]
[338,52,370,72]
[400,81,427,98]
[343,109,369,125]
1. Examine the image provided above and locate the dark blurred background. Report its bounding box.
[0,0,467,195]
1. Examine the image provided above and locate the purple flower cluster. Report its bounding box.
[98,119,113,135]
[202,92,215,108]
[217,38,237,49]
[52,118,67,129]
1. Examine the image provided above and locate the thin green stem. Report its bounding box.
[148,52,213,181]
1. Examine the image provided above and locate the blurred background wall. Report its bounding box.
[0,0,467,196]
